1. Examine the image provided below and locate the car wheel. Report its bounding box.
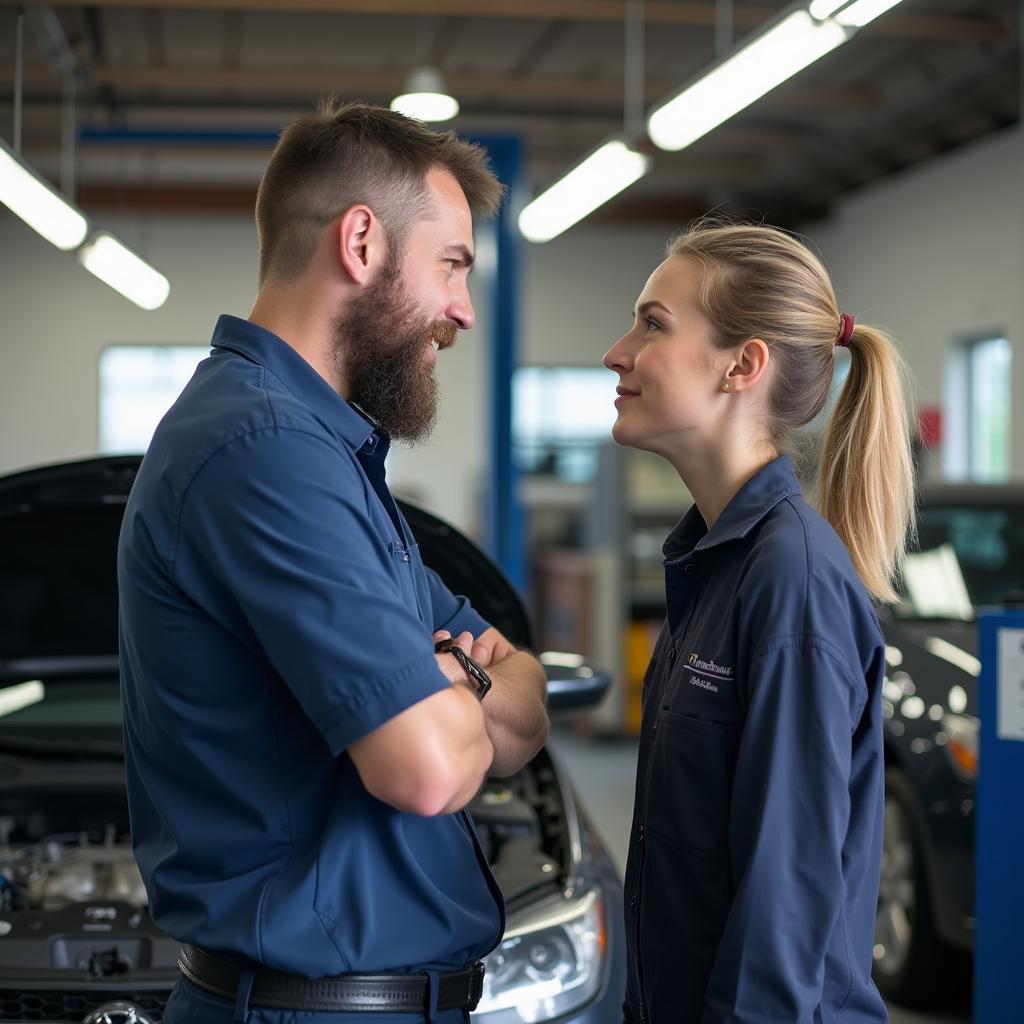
[873,767,970,1009]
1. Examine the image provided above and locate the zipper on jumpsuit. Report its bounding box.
[634,562,698,1024]
[633,639,675,1024]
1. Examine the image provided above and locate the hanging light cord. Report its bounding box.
[716,0,734,57]
[13,5,24,154]
[624,0,644,140]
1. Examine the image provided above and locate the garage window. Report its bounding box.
[99,345,208,453]
[512,366,618,482]
[946,336,1012,482]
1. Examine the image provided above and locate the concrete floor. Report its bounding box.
[547,728,971,1024]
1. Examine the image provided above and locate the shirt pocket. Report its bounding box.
[646,708,735,856]
[389,540,428,624]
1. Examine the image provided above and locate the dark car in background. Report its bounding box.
[0,456,625,1024]
[873,483,1024,1009]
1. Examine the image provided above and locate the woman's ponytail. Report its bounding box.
[817,325,916,603]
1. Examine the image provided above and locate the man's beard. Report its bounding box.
[333,261,457,443]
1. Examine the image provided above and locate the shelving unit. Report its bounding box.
[524,443,690,736]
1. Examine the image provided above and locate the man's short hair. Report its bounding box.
[255,99,505,285]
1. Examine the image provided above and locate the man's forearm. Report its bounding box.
[481,651,549,777]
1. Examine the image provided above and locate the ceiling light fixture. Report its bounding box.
[4,11,170,310]
[648,9,849,152]
[518,141,650,243]
[808,0,848,17]
[0,135,89,251]
[78,232,171,310]
[810,0,904,27]
[390,66,459,122]
[518,0,649,243]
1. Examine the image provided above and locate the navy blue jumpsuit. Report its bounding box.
[623,455,889,1023]
[118,316,504,1023]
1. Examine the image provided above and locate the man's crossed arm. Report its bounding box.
[349,628,549,815]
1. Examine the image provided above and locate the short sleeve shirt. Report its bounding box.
[118,315,504,977]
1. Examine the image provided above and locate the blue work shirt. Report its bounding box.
[118,314,504,980]
[624,456,888,1024]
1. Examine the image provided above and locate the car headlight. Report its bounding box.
[474,887,606,1024]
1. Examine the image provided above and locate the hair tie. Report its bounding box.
[836,313,855,348]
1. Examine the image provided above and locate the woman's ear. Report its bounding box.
[336,205,387,286]
[723,337,771,393]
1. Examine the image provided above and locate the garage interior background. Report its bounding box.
[2,0,1021,713]
[1,2,1022,1021]
[1,0,1021,517]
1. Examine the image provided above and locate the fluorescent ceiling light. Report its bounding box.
[390,66,459,122]
[78,231,170,310]
[808,0,847,17]
[0,680,45,719]
[647,10,848,152]
[810,0,904,25]
[518,141,650,243]
[0,137,89,250]
[832,0,904,27]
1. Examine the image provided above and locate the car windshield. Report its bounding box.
[0,675,123,754]
[896,502,1024,618]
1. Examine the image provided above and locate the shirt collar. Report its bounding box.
[663,454,803,561]
[211,314,379,452]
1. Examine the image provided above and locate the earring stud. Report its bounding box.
[721,382,732,392]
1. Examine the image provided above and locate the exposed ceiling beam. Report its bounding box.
[74,181,715,226]
[12,0,1008,41]
[0,97,614,138]
[591,196,712,225]
[27,141,763,180]
[79,183,258,213]
[3,63,885,112]
[1,99,814,156]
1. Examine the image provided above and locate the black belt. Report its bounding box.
[178,944,486,1014]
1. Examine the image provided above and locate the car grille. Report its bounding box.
[0,988,169,1021]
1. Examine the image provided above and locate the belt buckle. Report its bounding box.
[467,961,486,1011]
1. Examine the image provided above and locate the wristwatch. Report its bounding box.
[434,638,492,701]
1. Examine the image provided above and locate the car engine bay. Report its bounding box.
[0,752,570,983]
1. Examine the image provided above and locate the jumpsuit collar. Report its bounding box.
[663,454,803,562]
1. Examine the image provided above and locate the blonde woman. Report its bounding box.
[605,222,914,1023]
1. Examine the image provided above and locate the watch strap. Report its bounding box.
[434,638,492,700]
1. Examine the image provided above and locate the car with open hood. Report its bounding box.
[0,455,625,1024]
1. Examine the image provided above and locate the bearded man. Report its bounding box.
[117,100,549,1024]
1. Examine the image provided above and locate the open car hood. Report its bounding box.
[0,457,138,669]
[0,456,608,711]
[0,455,536,668]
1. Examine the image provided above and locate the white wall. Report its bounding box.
[0,211,491,533]
[805,125,1024,477]
[522,223,671,366]
[0,214,258,472]
[0,208,668,535]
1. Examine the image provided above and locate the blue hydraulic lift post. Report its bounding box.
[471,134,525,593]
[975,609,1024,1022]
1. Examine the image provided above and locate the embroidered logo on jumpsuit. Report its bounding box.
[686,652,734,694]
